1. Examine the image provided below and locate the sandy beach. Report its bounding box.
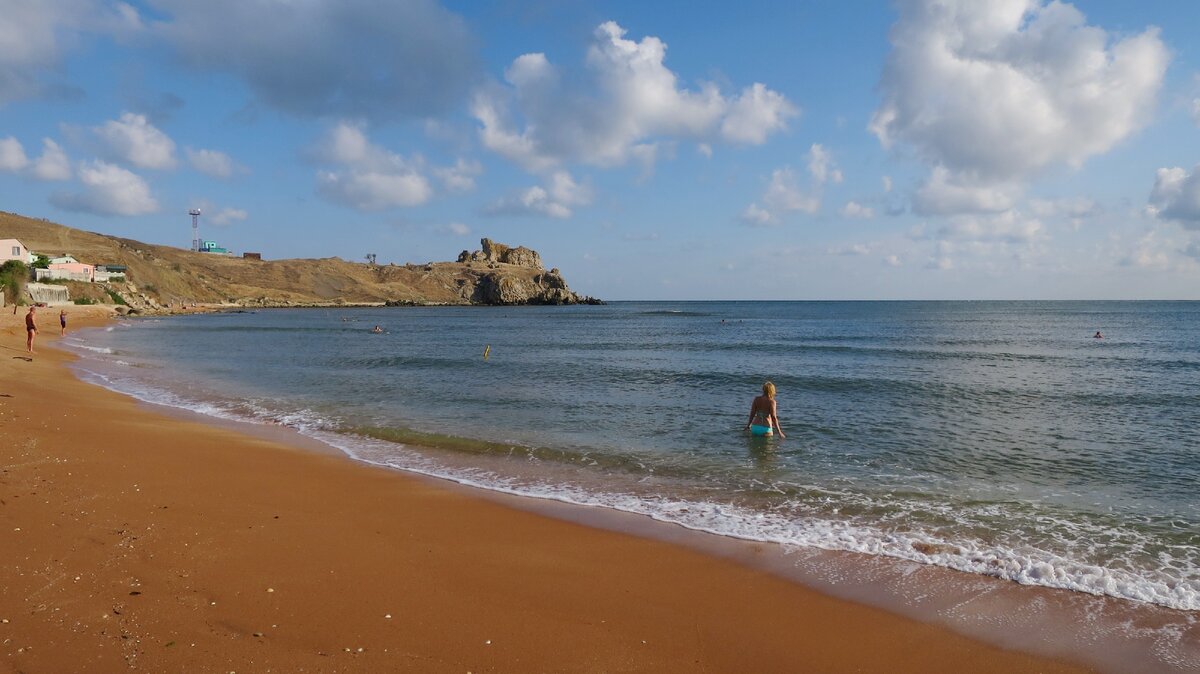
[0,307,1091,673]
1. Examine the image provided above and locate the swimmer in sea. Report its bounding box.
[1094,331,1103,339]
[371,325,384,333]
[744,380,785,438]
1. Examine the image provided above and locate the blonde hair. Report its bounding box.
[762,381,776,398]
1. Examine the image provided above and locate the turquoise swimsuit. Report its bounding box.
[750,423,773,436]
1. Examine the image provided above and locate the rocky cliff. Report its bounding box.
[446,238,590,305]
[0,212,600,312]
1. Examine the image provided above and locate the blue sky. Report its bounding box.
[1,0,1199,300]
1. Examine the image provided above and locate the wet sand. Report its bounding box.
[0,306,1091,672]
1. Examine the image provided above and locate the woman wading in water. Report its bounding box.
[744,380,785,438]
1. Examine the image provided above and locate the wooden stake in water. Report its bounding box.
[483,344,491,360]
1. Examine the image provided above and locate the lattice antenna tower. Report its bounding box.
[189,209,202,251]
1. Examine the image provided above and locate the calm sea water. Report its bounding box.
[66,301,1199,612]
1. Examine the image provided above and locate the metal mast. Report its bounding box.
[189,209,202,251]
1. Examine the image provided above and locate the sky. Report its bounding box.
[1,0,1200,300]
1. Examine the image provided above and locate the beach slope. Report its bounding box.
[0,309,1089,672]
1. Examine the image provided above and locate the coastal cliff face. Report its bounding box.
[446,238,592,306]
[0,212,599,311]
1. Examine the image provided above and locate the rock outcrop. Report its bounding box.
[457,238,543,269]
[455,238,598,305]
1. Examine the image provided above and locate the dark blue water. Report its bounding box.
[67,301,1200,611]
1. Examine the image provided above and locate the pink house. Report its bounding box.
[43,262,96,282]
[0,238,33,264]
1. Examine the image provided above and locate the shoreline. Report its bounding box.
[73,324,1199,674]
[3,307,1095,671]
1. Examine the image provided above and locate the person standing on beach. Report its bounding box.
[25,305,37,354]
[745,380,785,438]
[59,309,67,336]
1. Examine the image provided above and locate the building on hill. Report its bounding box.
[95,264,127,282]
[37,262,95,282]
[47,254,80,265]
[0,238,34,264]
[199,240,232,255]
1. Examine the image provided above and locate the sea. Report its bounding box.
[64,301,1199,669]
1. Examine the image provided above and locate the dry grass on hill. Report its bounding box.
[1,211,574,309]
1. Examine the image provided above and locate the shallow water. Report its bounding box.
[66,301,1199,621]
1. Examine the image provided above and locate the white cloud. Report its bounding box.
[0,1,72,102]
[0,137,29,171]
[490,186,569,219]
[210,207,247,226]
[697,143,713,158]
[742,143,845,223]
[93,112,177,169]
[1028,197,1099,219]
[841,201,875,219]
[1147,165,1200,229]
[485,170,592,219]
[913,166,1018,216]
[807,144,842,184]
[433,158,482,193]
[1120,231,1171,269]
[0,136,72,179]
[721,83,798,145]
[31,138,71,180]
[0,0,137,104]
[1027,196,1098,230]
[884,254,902,267]
[764,167,820,215]
[1192,98,1200,127]
[313,122,433,211]
[925,241,956,270]
[442,222,471,236]
[50,160,157,216]
[882,175,893,193]
[741,203,773,226]
[150,0,478,121]
[186,147,236,178]
[317,171,431,211]
[473,21,795,173]
[742,165,823,224]
[936,211,1044,244]
[872,0,1167,216]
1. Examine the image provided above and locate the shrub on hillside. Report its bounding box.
[0,260,28,305]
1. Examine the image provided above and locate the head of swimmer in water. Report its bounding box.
[762,381,776,399]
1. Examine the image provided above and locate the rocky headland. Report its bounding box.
[0,211,600,313]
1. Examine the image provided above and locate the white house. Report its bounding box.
[47,254,79,265]
[0,238,34,264]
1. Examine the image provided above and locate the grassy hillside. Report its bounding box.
[0,211,588,310]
